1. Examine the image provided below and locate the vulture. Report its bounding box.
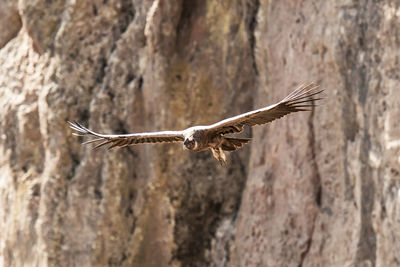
[69,83,323,165]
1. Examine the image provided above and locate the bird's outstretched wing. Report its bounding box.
[206,82,323,135]
[68,121,184,149]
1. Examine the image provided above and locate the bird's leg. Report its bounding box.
[218,147,226,164]
[211,147,227,166]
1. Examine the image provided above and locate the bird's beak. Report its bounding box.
[183,139,189,150]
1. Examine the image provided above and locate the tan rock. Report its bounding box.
[0,1,399,266]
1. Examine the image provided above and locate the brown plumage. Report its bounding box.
[68,82,323,165]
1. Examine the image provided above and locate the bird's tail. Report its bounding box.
[221,137,250,151]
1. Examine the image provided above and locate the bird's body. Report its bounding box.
[69,83,323,165]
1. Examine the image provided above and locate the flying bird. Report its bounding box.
[69,83,322,165]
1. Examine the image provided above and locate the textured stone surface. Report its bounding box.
[0,0,21,49]
[0,0,399,266]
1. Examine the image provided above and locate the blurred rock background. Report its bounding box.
[0,0,399,266]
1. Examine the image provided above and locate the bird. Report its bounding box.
[68,82,323,165]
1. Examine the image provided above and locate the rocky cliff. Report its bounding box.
[0,0,399,266]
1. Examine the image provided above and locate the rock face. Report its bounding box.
[0,0,399,266]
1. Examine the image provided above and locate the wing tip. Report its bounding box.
[68,121,87,133]
[283,82,324,103]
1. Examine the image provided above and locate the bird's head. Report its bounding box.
[183,137,196,150]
